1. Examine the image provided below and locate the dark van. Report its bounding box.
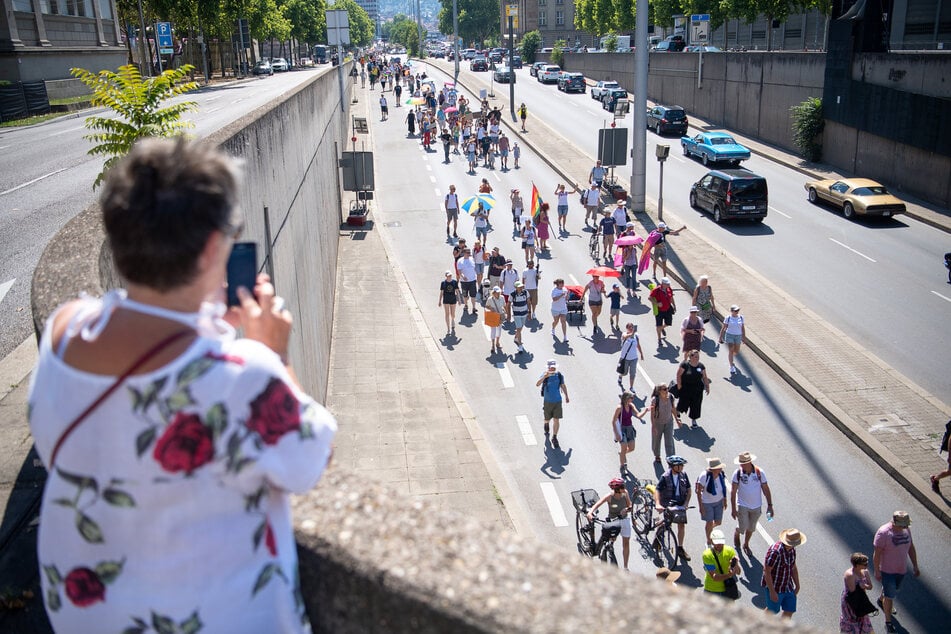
[689,169,768,223]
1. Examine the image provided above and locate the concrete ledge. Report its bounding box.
[295,469,813,633]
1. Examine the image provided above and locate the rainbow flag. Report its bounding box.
[530,183,543,222]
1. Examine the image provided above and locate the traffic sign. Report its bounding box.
[690,14,710,43]
[505,4,518,17]
[157,22,173,48]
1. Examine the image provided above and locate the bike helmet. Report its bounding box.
[666,455,688,466]
[608,477,625,490]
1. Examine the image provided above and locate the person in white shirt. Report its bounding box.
[444,184,460,238]
[696,457,729,546]
[521,218,537,265]
[718,304,746,375]
[551,278,569,343]
[521,260,539,320]
[730,451,774,556]
[455,249,479,313]
[499,260,520,321]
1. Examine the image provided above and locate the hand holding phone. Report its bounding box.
[226,242,257,307]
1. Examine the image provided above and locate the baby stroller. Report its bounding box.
[565,285,586,324]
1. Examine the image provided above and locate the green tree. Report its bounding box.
[520,29,542,63]
[390,14,421,55]
[603,31,618,52]
[615,0,637,32]
[329,0,373,46]
[790,96,823,161]
[70,64,198,189]
[551,39,567,66]
[437,0,499,46]
[650,0,684,28]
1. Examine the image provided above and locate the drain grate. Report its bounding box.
[864,413,908,434]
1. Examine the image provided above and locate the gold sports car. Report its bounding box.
[804,178,906,219]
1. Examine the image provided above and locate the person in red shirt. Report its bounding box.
[649,277,676,345]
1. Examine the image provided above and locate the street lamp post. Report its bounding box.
[656,144,670,221]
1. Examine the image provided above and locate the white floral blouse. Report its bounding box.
[28,300,337,633]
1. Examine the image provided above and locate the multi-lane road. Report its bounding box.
[365,60,949,632]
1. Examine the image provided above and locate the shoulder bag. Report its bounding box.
[844,583,878,618]
[713,550,740,600]
[616,339,632,375]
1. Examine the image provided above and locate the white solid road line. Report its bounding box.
[493,172,501,182]
[516,415,537,446]
[828,237,876,262]
[540,482,569,527]
[568,273,580,286]
[497,363,514,388]
[46,125,84,138]
[0,278,14,304]
[931,290,951,303]
[756,521,774,546]
[0,168,68,196]
[769,206,792,219]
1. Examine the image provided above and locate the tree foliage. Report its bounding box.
[389,14,421,56]
[437,0,500,47]
[790,96,824,161]
[71,64,198,189]
[520,30,542,63]
[329,0,373,46]
[551,39,567,66]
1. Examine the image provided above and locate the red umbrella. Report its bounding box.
[586,266,622,278]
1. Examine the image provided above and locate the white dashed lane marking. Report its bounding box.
[540,482,569,527]
[1,168,68,196]
[829,238,876,262]
[516,415,537,446]
[769,206,791,218]
[497,363,514,388]
[931,290,951,303]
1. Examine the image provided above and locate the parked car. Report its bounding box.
[591,80,620,100]
[804,178,906,219]
[647,105,689,135]
[690,169,768,223]
[252,60,273,76]
[681,131,751,166]
[537,64,562,83]
[601,87,628,111]
[270,57,289,72]
[462,48,477,60]
[685,45,723,53]
[470,56,488,71]
[557,72,585,93]
[493,66,513,83]
[507,54,523,69]
[529,61,547,77]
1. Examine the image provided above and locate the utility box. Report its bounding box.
[339,151,375,191]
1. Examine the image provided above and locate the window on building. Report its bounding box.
[556,10,564,25]
[99,0,113,19]
[538,12,547,26]
[13,0,34,11]
[556,0,563,4]
[538,0,546,6]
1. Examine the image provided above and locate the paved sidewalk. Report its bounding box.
[433,60,951,527]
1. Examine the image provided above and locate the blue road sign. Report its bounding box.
[691,14,710,22]
[157,22,173,48]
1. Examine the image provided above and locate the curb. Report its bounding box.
[431,60,951,529]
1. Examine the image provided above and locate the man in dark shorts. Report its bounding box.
[455,247,479,313]
[649,277,676,346]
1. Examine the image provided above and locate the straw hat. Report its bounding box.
[779,528,807,548]
[734,451,756,465]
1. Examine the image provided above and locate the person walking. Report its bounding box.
[486,246,506,289]
[536,359,569,447]
[456,247,479,314]
[518,102,528,131]
[680,306,704,361]
[589,159,606,188]
[360,67,367,87]
[620,225,639,300]
[536,203,551,252]
[762,528,807,619]
[513,142,521,168]
[655,455,692,562]
[582,274,606,336]
[692,275,716,324]
[650,222,686,280]
[520,218,537,265]
[598,210,617,260]
[379,94,388,121]
[466,137,478,173]
[471,240,486,296]
[676,350,710,428]
[406,108,416,136]
[840,552,875,634]
[611,392,645,474]
[719,304,745,375]
[550,278,569,343]
[498,132,510,169]
[394,81,402,106]
[607,284,622,333]
[696,457,728,546]
[702,529,742,599]
[617,322,643,393]
[522,260,539,320]
[930,419,951,493]
[510,189,524,231]
[484,286,506,353]
[582,183,601,227]
[873,511,920,633]
[650,384,681,463]
[473,203,489,246]
[553,183,574,233]
[730,451,774,557]
[587,478,633,570]
[649,277,676,346]
[499,260,520,321]
[438,271,460,334]
[440,127,451,162]
[511,282,529,353]
[444,185,460,238]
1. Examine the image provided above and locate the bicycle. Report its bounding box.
[571,489,622,565]
[588,228,601,260]
[631,482,694,568]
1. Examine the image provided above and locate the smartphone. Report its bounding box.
[226,242,257,307]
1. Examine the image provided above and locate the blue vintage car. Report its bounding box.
[680,132,751,166]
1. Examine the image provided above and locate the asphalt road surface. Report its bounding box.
[363,62,950,632]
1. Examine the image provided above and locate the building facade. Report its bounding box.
[1,0,125,83]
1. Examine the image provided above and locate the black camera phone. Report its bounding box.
[226,242,257,307]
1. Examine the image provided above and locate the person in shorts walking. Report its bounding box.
[455,247,479,314]
[762,528,806,619]
[696,457,728,546]
[550,278,569,343]
[582,183,601,227]
[719,304,746,375]
[873,511,920,633]
[617,322,643,393]
[649,277,676,346]
[730,451,774,557]
[536,359,569,448]
[444,185,460,238]
[522,260,539,320]
[438,271,459,334]
[511,281,529,353]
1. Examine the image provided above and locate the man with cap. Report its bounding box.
[521,260,540,320]
[650,221,685,280]
[589,159,606,188]
[873,511,920,632]
[702,528,741,598]
[648,277,676,346]
[499,259,521,321]
[762,528,806,618]
[696,457,729,546]
[611,201,628,235]
[582,182,601,227]
[597,209,617,260]
[730,451,774,557]
[510,281,529,352]
[535,359,569,448]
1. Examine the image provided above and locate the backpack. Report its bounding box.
[580,189,588,205]
[540,372,563,397]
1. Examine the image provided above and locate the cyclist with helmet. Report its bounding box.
[587,479,634,570]
[655,455,693,562]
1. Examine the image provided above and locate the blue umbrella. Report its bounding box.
[461,194,496,214]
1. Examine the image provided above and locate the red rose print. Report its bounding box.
[153,412,215,474]
[264,521,277,556]
[246,379,301,445]
[64,567,105,607]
